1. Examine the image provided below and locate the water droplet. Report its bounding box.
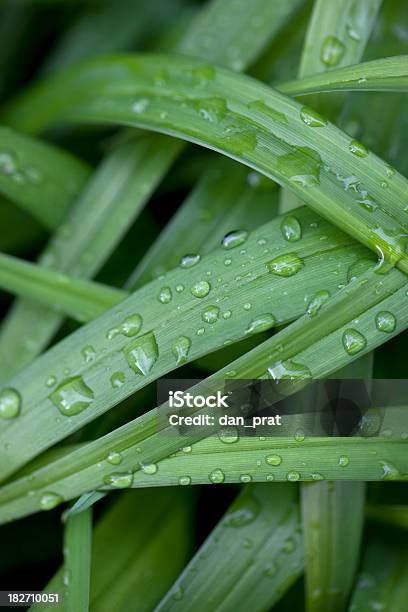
[300,106,327,127]
[123,332,159,376]
[321,35,345,67]
[338,455,349,466]
[306,290,330,317]
[281,216,302,242]
[218,428,239,444]
[81,345,96,363]
[349,139,369,158]
[158,286,172,304]
[176,284,184,293]
[107,451,122,465]
[107,313,143,339]
[268,360,312,381]
[294,429,305,442]
[110,371,125,388]
[247,99,288,123]
[139,462,158,476]
[222,124,257,155]
[46,376,57,388]
[342,328,367,355]
[221,230,249,250]
[264,562,278,577]
[380,461,401,480]
[180,254,201,268]
[49,377,94,416]
[277,147,321,187]
[224,495,260,526]
[132,98,149,114]
[191,280,211,298]
[223,310,232,319]
[170,336,190,366]
[266,454,282,466]
[0,388,22,419]
[202,305,220,324]
[287,471,300,481]
[266,253,304,277]
[282,537,296,553]
[209,468,225,484]
[245,314,276,335]
[179,475,191,486]
[311,472,324,481]
[40,492,63,510]
[375,311,396,333]
[240,474,252,483]
[104,472,134,488]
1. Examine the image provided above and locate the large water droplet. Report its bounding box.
[191,280,211,298]
[40,491,63,510]
[202,305,220,324]
[375,311,396,333]
[180,254,201,268]
[338,455,350,467]
[266,454,282,466]
[245,314,276,335]
[209,468,225,484]
[158,286,172,304]
[172,336,191,365]
[342,328,367,355]
[300,106,327,127]
[107,450,122,465]
[123,332,159,376]
[107,313,143,339]
[221,230,249,250]
[281,216,302,242]
[266,253,304,277]
[306,290,330,317]
[104,472,134,488]
[268,359,312,380]
[49,376,94,416]
[321,35,345,67]
[277,147,321,187]
[141,462,158,475]
[0,388,22,419]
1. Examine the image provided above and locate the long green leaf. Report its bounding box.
[0,126,90,228]
[63,506,92,612]
[279,55,408,95]
[6,53,408,275]
[0,0,299,380]
[0,206,370,479]
[157,483,303,612]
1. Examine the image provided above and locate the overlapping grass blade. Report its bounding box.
[349,536,408,611]
[127,158,278,288]
[0,126,90,229]
[7,54,408,275]
[301,481,365,612]
[157,484,303,611]
[0,0,297,380]
[0,207,369,478]
[366,504,408,529]
[0,252,126,322]
[63,506,92,612]
[279,56,408,96]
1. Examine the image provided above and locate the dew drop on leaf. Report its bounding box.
[49,376,94,416]
[40,491,63,510]
[209,468,225,484]
[218,427,239,444]
[268,359,311,380]
[375,311,396,333]
[281,216,302,242]
[141,463,158,475]
[306,290,330,317]
[104,472,134,488]
[349,139,369,158]
[107,313,143,339]
[300,106,327,127]
[107,451,122,465]
[266,253,304,277]
[191,280,211,298]
[158,286,172,304]
[172,336,191,365]
[221,230,249,250]
[179,475,191,486]
[0,388,22,419]
[245,314,276,334]
[180,253,201,268]
[338,455,350,466]
[342,328,367,355]
[277,147,321,187]
[202,305,220,324]
[110,371,125,388]
[266,454,282,466]
[287,471,300,481]
[320,35,345,67]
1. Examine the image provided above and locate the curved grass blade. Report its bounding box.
[279,56,408,96]
[63,506,92,612]
[301,481,365,612]
[366,504,408,530]
[0,252,127,322]
[0,126,90,229]
[6,54,408,275]
[157,483,303,612]
[0,0,296,381]
[349,537,408,611]
[0,207,369,479]
[127,158,278,288]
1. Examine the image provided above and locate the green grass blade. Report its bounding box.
[127,158,278,288]
[6,54,408,275]
[0,207,371,479]
[301,481,365,612]
[157,483,303,611]
[63,506,92,612]
[0,0,295,381]
[0,126,90,229]
[0,252,127,322]
[366,504,408,530]
[348,537,408,611]
[279,56,408,95]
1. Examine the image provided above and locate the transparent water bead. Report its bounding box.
[0,388,22,419]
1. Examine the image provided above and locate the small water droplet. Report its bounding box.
[107,313,142,339]
[179,475,191,486]
[49,377,94,416]
[209,468,225,484]
[268,360,311,380]
[175,284,184,293]
[202,305,220,324]
[342,328,367,355]
[240,474,252,483]
[40,491,63,510]
[300,106,327,127]
[81,345,96,363]
[141,462,158,475]
[191,280,211,298]
[46,376,57,388]
[172,336,191,365]
[338,455,350,466]
[221,230,249,250]
[104,472,134,488]
[294,429,305,442]
[321,35,345,67]
[375,311,396,333]
[110,371,125,388]
[349,139,369,158]
[306,290,330,317]
[266,454,282,466]
[132,98,149,114]
[246,314,276,335]
[107,451,122,465]
[123,332,159,376]
[158,286,172,304]
[287,471,300,481]
[180,254,201,268]
[0,388,22,419]
[266,253,304,277]
[281,216,302,242]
